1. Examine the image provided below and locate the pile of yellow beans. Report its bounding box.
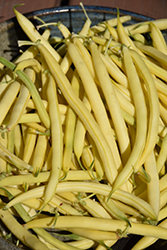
[0,3,167,250]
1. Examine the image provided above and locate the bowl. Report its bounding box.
[0,5,155,62]
[0,5,166,250]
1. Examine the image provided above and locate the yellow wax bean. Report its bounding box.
[0,186,23,198]
[42,146,52,171]
[135,41,167,69]
[14,58,42,73]
[90,42,131,165]
[78,2,91,38]
[19,112,66,126]
[0,81,20,126]
[131,218,167,250]
[63,70,80,176]
[160,187,167,209]
[144,151,160,218]
[107,15,132,27]
[103,27,111,40]
[78,16,91,38]
[80,197,111,219]
[0,209,49,250]
[73,94,91,162]
[23,127,37,164]
[7,82,30,130]
[27,98,48,110]
[154,77,167,96]
[14,28,51,64]
[57,21,71,39]
[0,170,99,187]
[0,172,49,186]
[15,69,50,129]
[5,181,156,220]
[6,128,15,174]
[14,8,61,63]
[0,70,13,97]
[117,9,141,54]
[22,199,54,214]
[25,122,48,133]
[130,33,148,44]
[158,206,167,221]
[150,22,167,55]
[25,215,167,240]
[60,52,72,75]
[0,142,31,170]
[142,56,167,83]
[100,52,128,88]
[6,67,35,131]
[0,132,7,172]
[67,227,117,241]
[106,23,119,41]
[158,92,167,107]
[112,188,157,220]
[112,199,140,217]
[111,46,147,193]
[91,15,131,33]
[43,72,63,207]
[27,98,67,115]
[4,182,112,209]
[81,143,95,175]
[32,134,48,176]
[55,42,67,57]
[19,113,42,124]
[37,237,60,250]
[21,124,28,145]
[97,194,129,222]
[159,102,167,126]
[130,49,159,169]
[92,36,107,45]
[159,174,167,192]
[74,38,96,80]
[56,191,81,205]
[156,133,167,174]
[48,196,82,216]
[40,53,50,100]
[86,133,104,179]
[112,79,132,102]
[124,18,167,35]
[109,54,125,72]
[37,42,118,185]
[113,83,135,117]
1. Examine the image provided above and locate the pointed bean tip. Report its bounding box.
[13,3,25,11]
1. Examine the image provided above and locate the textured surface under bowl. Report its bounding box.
[0,5,166,250]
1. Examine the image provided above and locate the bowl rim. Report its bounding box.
[1,5,154,27]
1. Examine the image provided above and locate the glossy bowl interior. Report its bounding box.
[0,5,166,250]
